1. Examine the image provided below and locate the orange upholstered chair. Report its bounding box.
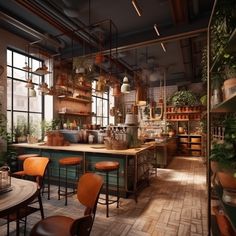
[30,173,104,236]
[5,157,50,236]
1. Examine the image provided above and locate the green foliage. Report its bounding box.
[211,0,236,62]
[211,73,224,90]
[13,122,27,138]
[167,90,200,107]
[0,102,17,171]
[210,114,236,171]
[200,46,207,82]
[210,140,236,170]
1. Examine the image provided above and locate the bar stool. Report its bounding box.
[58,157,82,206]
[95,161,120,217]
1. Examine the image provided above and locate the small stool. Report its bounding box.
[58,157,82,206]
[17,153,39,171]
[95,161,120,217]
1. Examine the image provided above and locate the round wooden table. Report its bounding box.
[0,177,38,235]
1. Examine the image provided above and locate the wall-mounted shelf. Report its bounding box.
[58,111,91,116]
[211,94,236,113]
[166,106,202,121]
[58,96,92,104]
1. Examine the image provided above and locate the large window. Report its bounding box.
[7,48,46,141]
[91,81,109,127]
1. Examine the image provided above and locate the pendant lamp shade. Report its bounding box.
[136,85,147,106]
[29,88,36,97]
[121,76,130,93]
[112,83,121,96]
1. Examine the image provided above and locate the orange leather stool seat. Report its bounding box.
[58,157,83,206]
[95,161,120,171]
[59,157,82,166]
[95,161,120,217]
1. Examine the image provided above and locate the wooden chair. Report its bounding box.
[30,173,103,236]
[5,157,50,236]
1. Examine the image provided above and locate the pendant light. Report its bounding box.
[112,83,121,96]
[136,86,147,106]
[29,86,36,97]
[121,73,130,93]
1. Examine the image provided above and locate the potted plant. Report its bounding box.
[223,63,236,99]
[167,90,199,108]
[210,115,236,189]
[13,121,27,143]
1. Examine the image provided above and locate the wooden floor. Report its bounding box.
[1,156,208,236]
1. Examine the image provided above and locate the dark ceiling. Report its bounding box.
[0,0,214,86]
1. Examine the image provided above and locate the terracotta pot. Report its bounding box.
[95,53,104,64]
[217,171,236,190]
[212,206,235,236]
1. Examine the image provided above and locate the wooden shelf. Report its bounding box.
[58,112,91,116]
[166,111,201,114]
[211,94,236,113]
[166,119,189,121]
[58,96,92,104]
[73,84,92,92]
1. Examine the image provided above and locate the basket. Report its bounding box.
[111,140,128,150]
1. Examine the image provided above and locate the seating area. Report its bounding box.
[0,156,207,236]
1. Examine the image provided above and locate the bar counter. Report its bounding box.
[12,142,157,200]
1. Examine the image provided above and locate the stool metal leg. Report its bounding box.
[47,167,50,200]
[117,168,119,208]
[58,165,61,200]
[106,171,109,218]
[65,166,68,206]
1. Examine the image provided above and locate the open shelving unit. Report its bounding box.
[208,1,236,234]
[58,96,92,104]
[165,106,203,156]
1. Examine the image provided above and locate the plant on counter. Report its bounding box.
[13,120,28,143]
[167,90,200,107]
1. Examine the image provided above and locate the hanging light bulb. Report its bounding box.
[121,75,130,93]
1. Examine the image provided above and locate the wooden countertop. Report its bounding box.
[11,143,157,155]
